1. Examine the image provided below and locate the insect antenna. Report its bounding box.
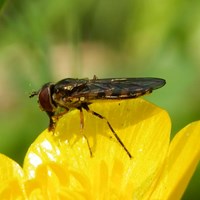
[81,103,132,158]
[29,91,39,98]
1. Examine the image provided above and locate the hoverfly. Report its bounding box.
[30,75,166,158]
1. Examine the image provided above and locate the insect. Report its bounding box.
[30,75,166,158]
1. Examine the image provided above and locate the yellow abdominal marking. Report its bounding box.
[80,97,85,101]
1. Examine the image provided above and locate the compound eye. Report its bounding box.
[38,83,55,112]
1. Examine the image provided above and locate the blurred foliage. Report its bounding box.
[0,0,6,10]
[0,0,199,199]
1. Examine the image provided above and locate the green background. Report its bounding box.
[0,0,199,199]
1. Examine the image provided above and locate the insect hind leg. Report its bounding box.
[82,103,132,158]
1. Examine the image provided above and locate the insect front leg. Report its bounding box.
[82,103,132,159]
[46,111,56,131]
[47,108,69,132]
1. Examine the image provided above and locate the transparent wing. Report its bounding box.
[66,77,166,100]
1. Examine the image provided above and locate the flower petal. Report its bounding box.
[24,99,171,199]
[0,154,25,198]
[151,121,200,199]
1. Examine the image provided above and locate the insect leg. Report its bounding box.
[47,108,69,132]
[46,111,56,131]
[82,103,132,159]
[78,106,93,157]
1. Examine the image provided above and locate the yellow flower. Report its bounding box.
[0,99,199,199]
